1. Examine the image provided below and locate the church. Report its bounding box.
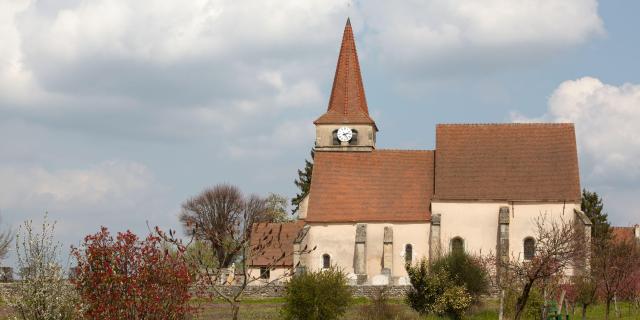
[249,19,593,285]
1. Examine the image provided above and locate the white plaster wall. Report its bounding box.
[434,202,500,257]
[247,267,291,285]
[300,222,430,278]
[509,202,580,261]
[297,195,309,220]
[433,201,580,260]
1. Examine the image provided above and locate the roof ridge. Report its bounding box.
[375,149,434,153]
[437,123,574,126]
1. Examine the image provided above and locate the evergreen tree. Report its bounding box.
[292,150,314,214]
[581,189,611,245]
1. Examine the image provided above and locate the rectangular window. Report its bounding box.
[259,267,270,280]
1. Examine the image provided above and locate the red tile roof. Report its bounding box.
[611,226,637,243]
[434,123,581,201]
[249,221,304,267]
[314,19,376,128]
[306,150,434,222]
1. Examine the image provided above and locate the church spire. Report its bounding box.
[314,19,376,128]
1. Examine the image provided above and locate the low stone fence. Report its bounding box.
[211,285,411,298]
[0,281,411,299]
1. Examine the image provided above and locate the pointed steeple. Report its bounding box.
[314,19,376,128]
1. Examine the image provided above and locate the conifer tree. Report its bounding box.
[581,189,611,245]
[292,150,314,214]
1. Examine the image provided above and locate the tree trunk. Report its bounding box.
[614,294,620,318]
[581,303,588,320]
[605,298,611,320]
[499,289,505,320]
[514,282,534,320]
[231,302,240,320]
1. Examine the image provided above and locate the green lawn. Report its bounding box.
[194,298,639,320]
[0,298,637,319]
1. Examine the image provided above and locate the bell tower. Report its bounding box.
[314,19,377,152]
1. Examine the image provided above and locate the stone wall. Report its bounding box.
[0,281,411,299]
[211,284,411,298]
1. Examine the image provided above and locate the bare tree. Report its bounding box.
[179,184,267,268]
[594,237,640,320]
[168,184,313,320]
[500,215,587,320]
[0,213,12,261]
[572,272,599,320]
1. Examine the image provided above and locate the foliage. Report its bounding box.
[292,150,314,214]
[179,184,268,268]
[281,267,353,320]
[581,189,611,246]
[264,193,292,222]
[503,285,544,320]
[406,259,473,319]
[564,273,599,320]
[5,214,80,320]
[182,239,217,270]
[431,252,489,303]
[72,227,195,320]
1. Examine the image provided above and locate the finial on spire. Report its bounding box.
[346,17,351,26]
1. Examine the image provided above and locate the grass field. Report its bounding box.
[0,298,637,319]
[193,298,639,319]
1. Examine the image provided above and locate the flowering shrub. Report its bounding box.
[5,214,80,320]
[72,227,194,319]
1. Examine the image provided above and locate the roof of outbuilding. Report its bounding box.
[314,19,376,127]
[249,221,304,267]
[434,123,581,201]
[611,226,637,243]
[306,150,434,222]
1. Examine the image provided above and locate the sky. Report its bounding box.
[1,0,639,265]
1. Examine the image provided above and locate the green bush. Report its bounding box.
[503,286,544,319]
[281,267,353,320]
[431,252,489,302]
[406,259,472,319]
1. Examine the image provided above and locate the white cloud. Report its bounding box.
[1,0,606,144]
[0,0,39,103]
[0,160,158,209]
[226,119,315,159]
[512,77,640,224]
[549,77,640,182]
[361,0,604,75]
[0,159,177,262]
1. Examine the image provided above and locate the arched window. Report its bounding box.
[331,130,340,145]
[322,254,331,269]
[451,237,464,254]
[523,237,535,260]
[405,244,413,265]
[349,129,359,145]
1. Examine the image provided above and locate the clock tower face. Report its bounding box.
[337,126,353,142]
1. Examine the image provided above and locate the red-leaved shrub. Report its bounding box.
[72,227,194,319]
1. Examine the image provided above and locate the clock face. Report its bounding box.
[337,126,353,142]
